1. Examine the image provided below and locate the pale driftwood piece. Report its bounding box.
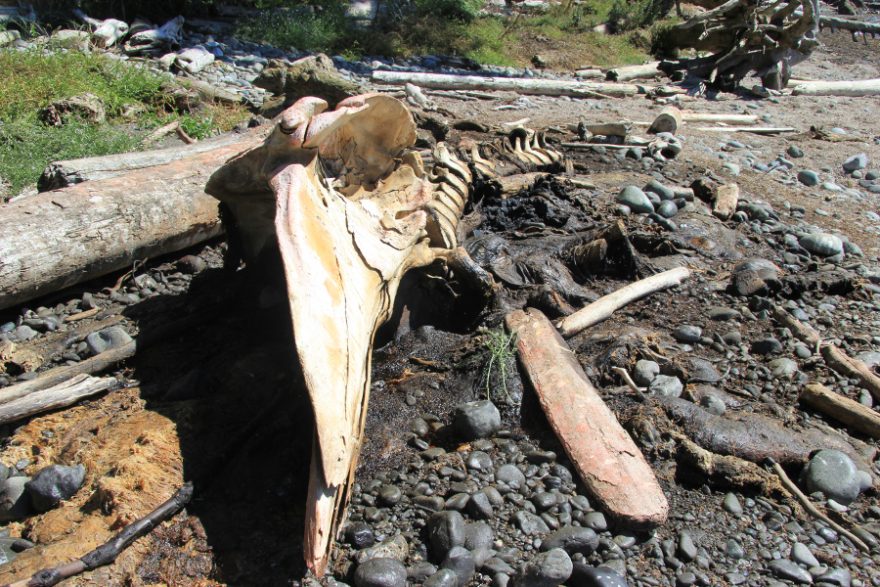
[561,143,646,150]
[0,132,266,311]
[37,132,251,190]
[491,172,549,199]
[556,267,691,338]
[681,112,759,125]
[141,120,180,146]
[769,458,871,553]
[575,68,604,79]
[0,343,135,405]
[506,308,668,526]
[693,126,797,134]
[0,374,114,424]
[773,305,880,401]
[713,183,740,220]
[2,483,194,587]
[801,383,880,439]
[606,62,662,82]
[648,106,683,134]
[371,70,646,98]
[792,79,880,97]
[73,9,129,47]
[583,122,630,137]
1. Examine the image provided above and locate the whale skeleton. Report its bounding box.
[205,94,562,575]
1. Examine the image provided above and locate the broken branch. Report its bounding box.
[0,374,115,424]
[2,482,194,587]
[800,382,880,439]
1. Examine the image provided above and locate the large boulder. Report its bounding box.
[254,54,361,108]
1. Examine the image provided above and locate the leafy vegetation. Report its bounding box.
[480,327,517,403]
[0,50,248,196]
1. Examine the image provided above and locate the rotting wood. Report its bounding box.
[801,383,880,439]
[38,132,250,191]
[713,183,740,221]
[372,70,649,98]
[772,305,880,401]
[1,482,194,587]
[0,374,115,425]
[556,267,691,338]
[506,307,669,526]
[0,130,268,311]
[792,78,880,97]
[177,77,244,104]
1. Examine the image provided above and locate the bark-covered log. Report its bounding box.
[38,133,250,191]
[0,132,266,311]
[372,71,647,98]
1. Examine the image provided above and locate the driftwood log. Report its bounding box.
[0,374,115,425]
[372,71,649,98]
[792,78,880,97]
[0,131,267,311]
[801,382,880,439]
[37,133,251,191]
[661,0,820,89]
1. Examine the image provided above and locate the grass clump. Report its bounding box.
[480,327,517,403]
[0,49,248,196]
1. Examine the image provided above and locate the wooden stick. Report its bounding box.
[507,308,668,526]
[556,267,691,338]
[141,120,180,145]
[692,126,797,134]
[801,383,880,439]
[606,62,662,82]
[0,374,115,424]
[681,112,758,125]
[773,306,880,401]
[611,367,647,400]
[2,482,194,587]
[768,459,871,554]
[648,106,683,134]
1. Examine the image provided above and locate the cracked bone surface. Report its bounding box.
[206,94,467,575]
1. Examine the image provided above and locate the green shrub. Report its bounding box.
[607,0,674,32]
[236,4,352,53]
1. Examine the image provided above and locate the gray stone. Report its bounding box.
[731,258,780,296]
[787,146,804,158]
[516,548,572,587]
[801,450,862,505]
[355,535,409,564]
[633,360,660,386]
[453,400,501,440]
[514,510,550,535]
[568,563,629,587]
[85,326,133,356]
[672,325,702,344]
[378,484,402,506]
[685,358,721,384]
[467,490,494,519]
[441,546,476,586]
[769,358,799,379]
[582,512,607,532]
[751,338,782,355]
[541,526,599,556]
[644,180,675,200]
[25,464,85,512]
[799,233,844,257]
[650,375,683,398]
[354,558,408,587]
[722,493,743,516]
[466,451,493,471]
[0,477,31,523]
[768,559,812,584]
[408,562,438,582]
[656,200,678,218]
[423,569,458,587]
[677,531,697,562]
[797,170,820,187]
[842,153,868,173]
[12,325,38,342]
[465,521,494,551]
[790,542,819,568]
[725,539,745,559]
[427,511,466,561]
[178,254,207,274]
[816,568,851,587]
[345,522,376,549]
[616,186,654,214]
[496,464,526,489]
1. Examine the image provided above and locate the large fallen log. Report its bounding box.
[605,62,662,82]
[0,374,115,425]
[792,78,880,97]
[0,131,267,311]
[38,132,251,191]
[372,70,647,98]
[506,307,669,527]
[819,14,880,36]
